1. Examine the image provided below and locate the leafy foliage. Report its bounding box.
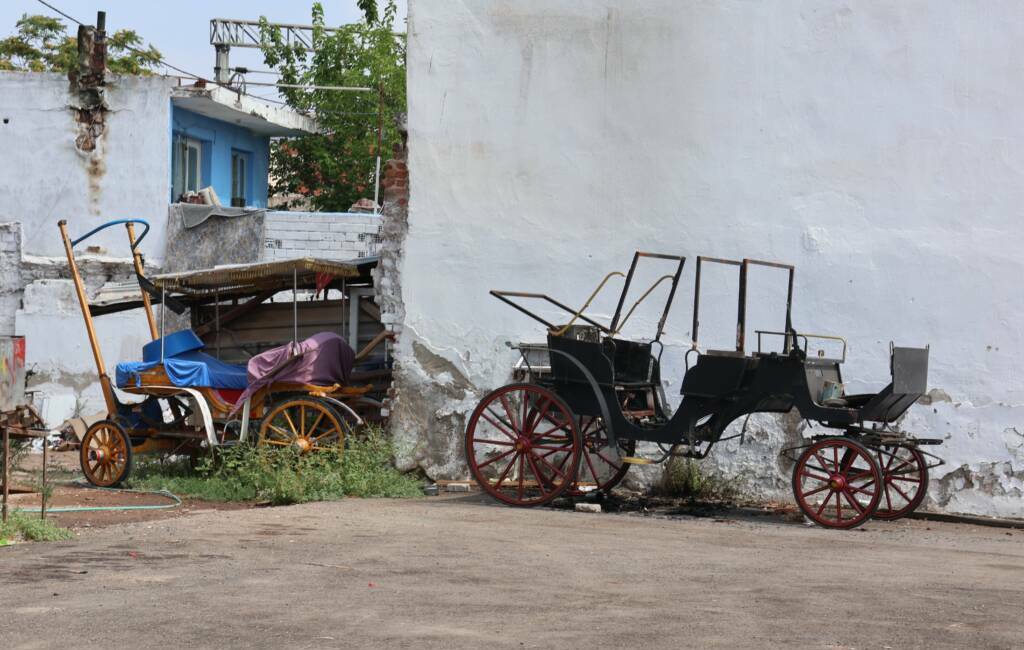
[259,2,406,211]
[0,13,161,74]
[129,428,423,505]
[655,457,739,501]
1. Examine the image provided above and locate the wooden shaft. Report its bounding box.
[126,222,158,340]
[59,220,117,416]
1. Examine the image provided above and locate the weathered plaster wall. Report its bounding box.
[398,1,1024,517]
[0,71,174,261]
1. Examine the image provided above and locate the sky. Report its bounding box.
[2,0,407,101]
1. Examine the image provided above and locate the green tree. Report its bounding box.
[259,1,406,211]
[0,13,161,74]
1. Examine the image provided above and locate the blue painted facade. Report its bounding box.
[170,105,271,208]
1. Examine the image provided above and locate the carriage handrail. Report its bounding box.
[549,271,625,336]
[755,330,847,362]
[490,290,615,334]
[609,252,685,343]
[70,218,151,250]
[611,274,677,335]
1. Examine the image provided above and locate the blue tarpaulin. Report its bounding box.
[115,331,248,390]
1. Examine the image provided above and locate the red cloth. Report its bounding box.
[230,332,355,414]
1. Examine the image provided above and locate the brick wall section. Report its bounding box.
[262,211,383,262]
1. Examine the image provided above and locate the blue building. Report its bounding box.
[169,85,316,208]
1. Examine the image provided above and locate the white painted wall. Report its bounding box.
[400,0,1024,517]
[0,72,174,261]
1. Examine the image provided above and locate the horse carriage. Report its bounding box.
[59,219,388,487]
[465,252,943,529]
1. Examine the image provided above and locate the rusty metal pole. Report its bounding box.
[41,437,48,521]
[2,426,9,524]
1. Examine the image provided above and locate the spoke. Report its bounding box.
[815,452,834,472]
[282,409,300,436]
[890,475,921,483]
[841,490,864,514]
[493,451,521,489]
[890,481,914,503]
[477,447,516,469]
[525,453,550,494]
[263,439,291,447]
[802,483,831,498]
[481,410,519,441]
[532,415,570,439]
[517,454,525,500]
[594,450,623,471]
[474,438,514,446]
[847,484,875,497]
[525,397,551,438]
[267,423,294,440]
[311,425,341,442]
[532,443,574,452]
[801,470,831,483]
[883,483,894,512]
[888,458,913,475]
[307,409,326,438]
[300,404,306,437]
[583,449,600,484]
[499,394,520,433]
[816,491,834,517]
[532,450,568,481]
[885,448,899,471]
[832,446,839,471]
[836,488,842,521]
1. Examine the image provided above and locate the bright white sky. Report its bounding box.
[2,0,407,101]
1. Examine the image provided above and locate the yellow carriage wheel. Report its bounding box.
[257,397,349,454]
[80,420,134,487]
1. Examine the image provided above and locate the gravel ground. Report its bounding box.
[1,494,1022,649]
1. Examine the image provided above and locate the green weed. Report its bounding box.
[0,511,74,543]
[129,428,422,505]
[655,456,739,501]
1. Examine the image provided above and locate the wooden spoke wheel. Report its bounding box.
[871,445,929,520]
[465,383,582,507]
[257,397,349,454]
[80,420,133,487]
[792,437,882,529]
[571,416,634,496]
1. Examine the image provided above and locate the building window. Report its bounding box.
[172,135,203,201]
[231,150,250,207]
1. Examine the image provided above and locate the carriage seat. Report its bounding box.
[115,329,248,390]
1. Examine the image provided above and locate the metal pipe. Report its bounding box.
[2,425,8,524]
[691,257,702,348]
[609,253,639,333]
[41,438,47,521]
[160,287,166,361]
[214,288,220,359]
[737,261,748,353]
[58,221,117,416]
[293,267,298,347]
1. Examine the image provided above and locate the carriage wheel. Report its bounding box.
[571,416,634,496]
[792,437,882,529]
[871,445,929,520]
[465,383,582,507]
[80,420,133,487]
[258,397,349,454]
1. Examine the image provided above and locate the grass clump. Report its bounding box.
[655,457,738,501]
[129,428,423,505]
[0,511,74,544]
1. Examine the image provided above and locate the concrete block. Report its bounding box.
[445,482,472,493]
[575,503,602,514]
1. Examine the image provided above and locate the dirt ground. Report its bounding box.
[2,492,1022,649]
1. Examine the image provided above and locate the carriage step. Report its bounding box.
[621,456,655,465]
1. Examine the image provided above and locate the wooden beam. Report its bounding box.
[354,330,394,362]
[194,289,276,337]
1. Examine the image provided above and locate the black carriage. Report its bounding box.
[465,252,943,529]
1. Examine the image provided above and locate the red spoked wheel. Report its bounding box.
[570,416,634,496]
[792,437,882,529]
[871,445,929,520]
[465,383,582,507]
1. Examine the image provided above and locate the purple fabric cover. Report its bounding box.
[232,332,355,412]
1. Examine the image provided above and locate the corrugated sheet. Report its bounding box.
[152,257,362,295]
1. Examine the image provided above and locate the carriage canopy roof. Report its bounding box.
[151,257,364,297]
